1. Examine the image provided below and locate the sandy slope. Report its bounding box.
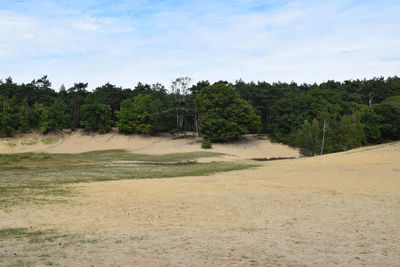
[1,135,400,266]
[0,130,299,160]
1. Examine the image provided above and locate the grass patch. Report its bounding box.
[63,149,224,163]
[0,150,257,207]
[41,137,59,145]
[0,227,76,245]
[0,227,152,266]
[0,227,59,243]
[0,153,53,166]
[21,138,38,146]
[0,227,78,266]
[0,150,224,166]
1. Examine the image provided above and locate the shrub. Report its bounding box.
[201,141,213,149]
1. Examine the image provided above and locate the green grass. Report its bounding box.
[41,137,59,145]
[0,150,224,166]
[58,149,224,163]
[21,138,38,145]
[0,226,152,266]
[0,227,75,246]
[0,228,57,243]
[0,153,53,165]
[0,227,78,266]
[0,150,258,265]
[0,150,257,207]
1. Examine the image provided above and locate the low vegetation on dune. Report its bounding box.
[0,150,257,207]
[0,227,106,266]
[0,149,257,266]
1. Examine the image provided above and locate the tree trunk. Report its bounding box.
[368,92,375,106]
[195,115,199,137]
[320,119,326,155]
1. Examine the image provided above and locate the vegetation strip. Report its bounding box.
[251,157,297,161]
[0,150,257,207]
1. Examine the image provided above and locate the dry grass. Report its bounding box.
[0,150,256,207]
[1,133,399,266]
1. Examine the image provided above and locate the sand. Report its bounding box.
[1,133,399,266]
[0,130,300,161]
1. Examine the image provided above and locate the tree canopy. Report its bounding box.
[1,75,399,155]
[196,83,261,142]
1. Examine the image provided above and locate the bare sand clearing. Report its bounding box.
[1,133,400,266]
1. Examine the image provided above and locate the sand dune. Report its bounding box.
[0,130,299,160]
[1,134,399,266]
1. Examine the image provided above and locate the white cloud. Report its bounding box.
[0,0,399,89]
[72,20,99,32]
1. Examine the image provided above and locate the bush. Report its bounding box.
[201,141,213,149]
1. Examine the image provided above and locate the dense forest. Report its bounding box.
[1,75,399,156]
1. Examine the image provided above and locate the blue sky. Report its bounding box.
[0,0,399,89]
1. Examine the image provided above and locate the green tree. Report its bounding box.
[334,114,366,151]
[0,96,16,136]
[67,83,89,129]
[34,101,69,133]
[196,83,261,142]
[373,96,400,141]
[117,92,170,134]
[80,102,112,133]
[16,105,29,133]
[293,119,320,156]
[171,77,192,132]
[270,91,310,141]
[92,83,127,122]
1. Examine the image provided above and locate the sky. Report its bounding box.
[0,0,399,90]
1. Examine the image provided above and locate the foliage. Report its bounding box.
[293,119,321,156]
[293,113,366,156]
[0,96,17,136]
[64,82,89,129]
[170,77,192,132]
[80,101,112,133]
[270,90,310,140]
[33,101,69,133]
[117,98,150,134]
[196,83,261,142]
[334,114,366,151]
[1,75,400,155]
[91,83,132,122]
[361,96,400,143]
[373,96,400,141]
[201,141,213,149]
[117,92,170,134]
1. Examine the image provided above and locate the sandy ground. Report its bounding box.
[1,134,400,266]
[0,130,299,161]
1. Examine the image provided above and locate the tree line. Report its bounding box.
[1,75,399,155]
